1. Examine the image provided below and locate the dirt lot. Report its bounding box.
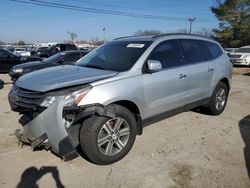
[0,67,250,188]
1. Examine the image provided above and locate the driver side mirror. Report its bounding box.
[146,60,162,73]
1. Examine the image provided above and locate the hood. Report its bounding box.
[13,61,43,69]
[16,65,118,92]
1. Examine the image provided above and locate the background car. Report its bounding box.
[0,49,42,73]
[229,46,250,66]
[224,48,237,55]
[9,50,89,80]
[14,48,31,56]
[34,43,78,58]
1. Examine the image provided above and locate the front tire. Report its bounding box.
[79,104,137,165]
[205,82,229,115]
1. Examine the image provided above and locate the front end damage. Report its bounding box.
[8,85,112,161]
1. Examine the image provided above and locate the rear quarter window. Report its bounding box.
[204,41,223,59]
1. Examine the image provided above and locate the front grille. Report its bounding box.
[229,54,242,58]
[10,84,44,110]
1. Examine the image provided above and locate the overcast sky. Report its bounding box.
[0,0,219,43]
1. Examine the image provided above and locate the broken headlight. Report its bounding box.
[40,87,91,107]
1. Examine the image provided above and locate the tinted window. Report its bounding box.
[65,44,77,50]
[204,41,223,59]
[0,50,9,58]
[42,53,64,64]
[63,53,80,63]
[76,41,152,72]
[179,39,206,64]
[148,40,181,68]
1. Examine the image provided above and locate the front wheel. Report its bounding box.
[79,104,137,165]
[205,82,229,115]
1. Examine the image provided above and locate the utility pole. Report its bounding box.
[188,17,196,34]
[102,27,106,44]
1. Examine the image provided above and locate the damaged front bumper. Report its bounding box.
[14,96,112,161]
[18,97,79,161]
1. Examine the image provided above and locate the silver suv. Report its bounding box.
[8,34,232,164]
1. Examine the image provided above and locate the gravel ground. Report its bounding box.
[0,67,250,188]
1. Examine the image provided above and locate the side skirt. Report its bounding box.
[141,98,210,127]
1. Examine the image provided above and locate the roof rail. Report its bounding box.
[153,33,212,39]
[113,36,136,40]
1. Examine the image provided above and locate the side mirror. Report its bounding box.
[146,60,162,73]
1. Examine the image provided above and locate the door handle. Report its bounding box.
[179,73,187,79]
[208,67,214,72]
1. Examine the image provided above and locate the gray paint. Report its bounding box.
[23,97,75,157]
[16,65,118,92]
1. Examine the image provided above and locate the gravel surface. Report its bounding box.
[0,67,250,188]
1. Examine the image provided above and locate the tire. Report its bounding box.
[79,104,137,165]
[205,82,229,115]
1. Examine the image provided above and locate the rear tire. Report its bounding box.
[205,82,229,115]
[79,104,137,165]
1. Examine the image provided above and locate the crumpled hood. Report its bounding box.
[16,65,118,92]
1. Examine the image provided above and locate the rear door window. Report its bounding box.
[148,40,181,69]
[179,39,206,64]
[65,44,77,50]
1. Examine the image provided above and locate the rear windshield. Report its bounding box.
[75,41,152,71]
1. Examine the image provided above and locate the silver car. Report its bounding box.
[8,34,232,164]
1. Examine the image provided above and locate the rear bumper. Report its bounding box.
[18,97,78,161]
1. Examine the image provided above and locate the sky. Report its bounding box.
[0,0,219,43]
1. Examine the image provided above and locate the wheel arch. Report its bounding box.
[111,100,143,135]
[219,77,230,90]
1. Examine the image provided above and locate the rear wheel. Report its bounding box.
[205,82,229,115]
[79,104,137,165]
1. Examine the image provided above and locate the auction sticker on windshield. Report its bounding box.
[127,44,145,48]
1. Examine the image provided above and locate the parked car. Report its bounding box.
[14,48,31,56]
[9,50,89,80]
[229,46,250,66]
[224,48,237,55]
[8,34,232,164]
[0,49,42,73]
[34,43,78,58]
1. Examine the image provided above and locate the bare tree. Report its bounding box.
[67,31,77,42]
[194,27,212,37]
[134,29,163,36]
[91,37,103,46]
[176,28,188,34]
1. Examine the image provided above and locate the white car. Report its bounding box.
[229,46,250,66]
[14,48,31,56]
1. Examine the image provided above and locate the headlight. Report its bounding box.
[12,68,23,74]
[40,87,91,107]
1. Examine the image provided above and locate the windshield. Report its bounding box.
[42,52,65,63]
[75,41,152,71]
[235,48,250,53]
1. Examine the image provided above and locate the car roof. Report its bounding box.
[240,46,250,48]
[113,33,215,42]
